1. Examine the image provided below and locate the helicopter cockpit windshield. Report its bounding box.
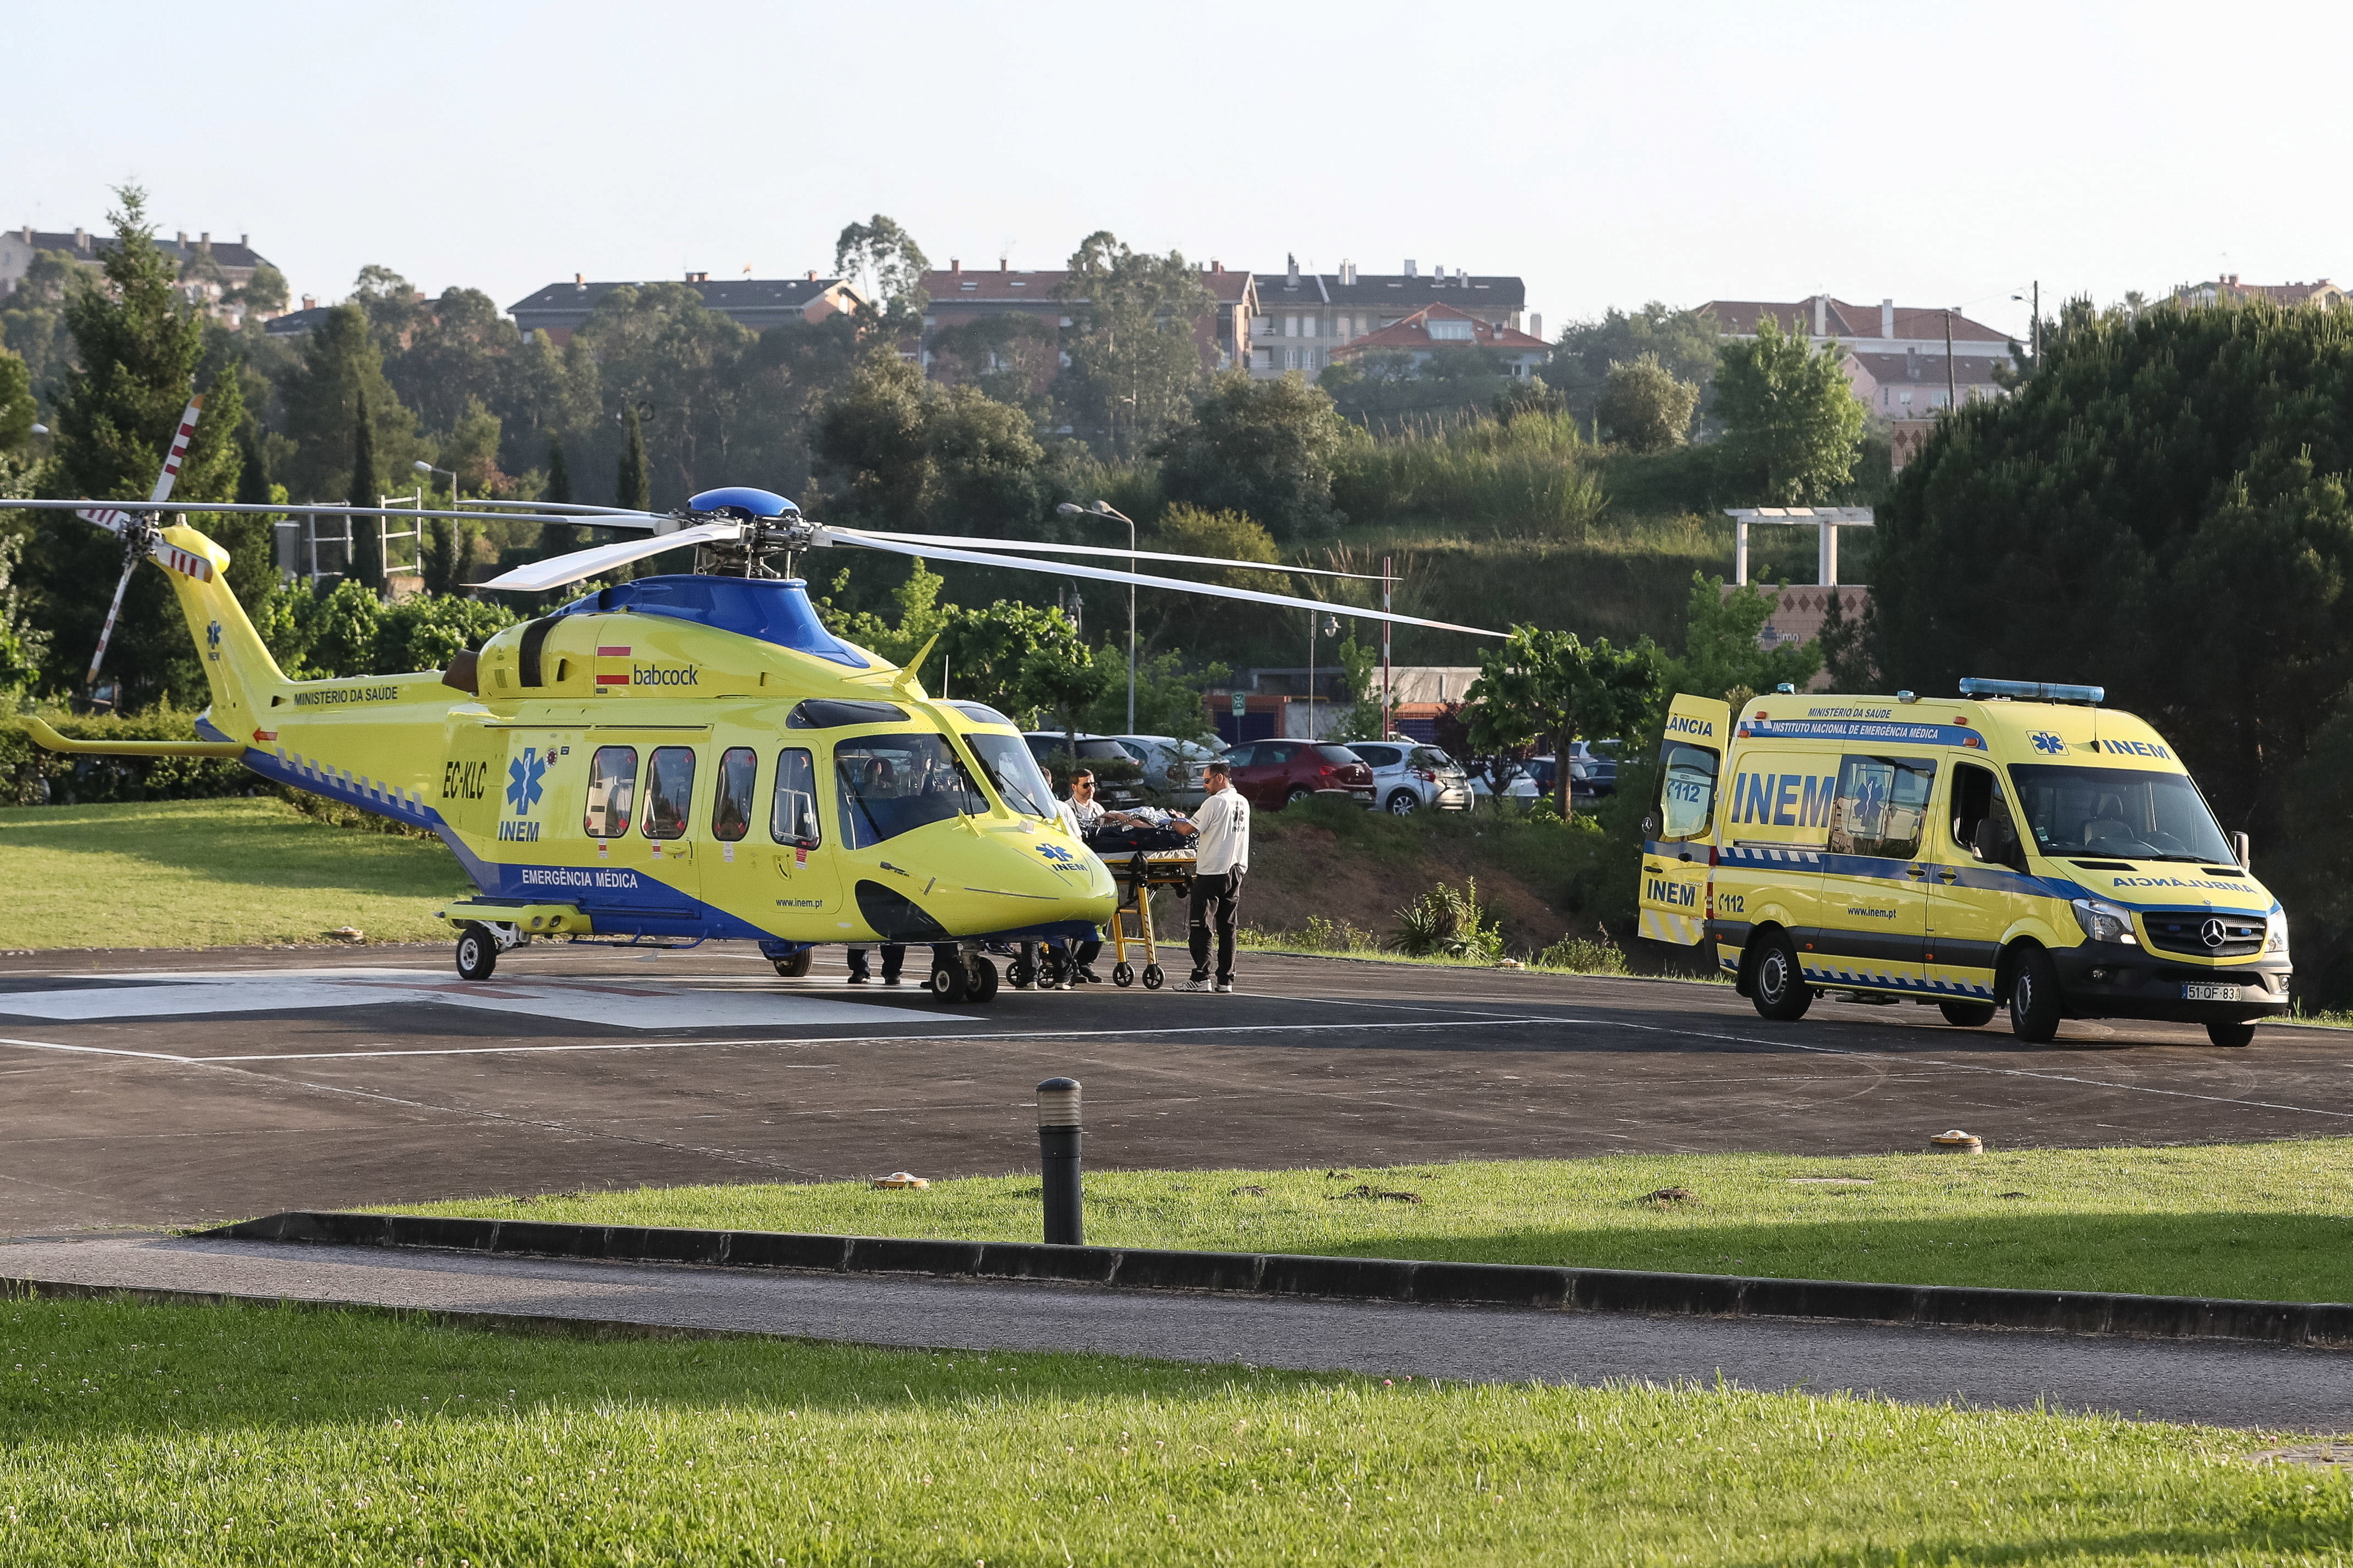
[834,734,991,848]
[961,730,1057,819]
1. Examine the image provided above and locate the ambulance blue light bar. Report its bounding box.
[1959,676,2105,705]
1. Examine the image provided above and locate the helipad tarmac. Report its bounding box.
[1,942,2345,1235]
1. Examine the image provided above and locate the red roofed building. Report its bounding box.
[1328,301,1551,379]
[1704,293,2019,418]
[915,257,1257,381]
[2171,274,2349,309]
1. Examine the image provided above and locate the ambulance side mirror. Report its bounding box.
[2231,830,2252,868]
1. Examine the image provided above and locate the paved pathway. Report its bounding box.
[8,1236,2349,1432]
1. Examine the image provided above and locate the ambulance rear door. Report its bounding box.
[1639,694,1729,945]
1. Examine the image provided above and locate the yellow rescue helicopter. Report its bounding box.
[17,416,1501,1004]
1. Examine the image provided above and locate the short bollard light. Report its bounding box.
[1037,1076,1084,1246]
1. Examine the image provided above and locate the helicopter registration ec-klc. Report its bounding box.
[17,408,1501,1005]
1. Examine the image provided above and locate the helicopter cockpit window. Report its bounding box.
[832,734,986,849]
[951,702,1018,729]
[643,746,696,840]
[584,746,637,838]
[713,747,756,842]
[771,748,820,847]
[787,699,910,729]
[963,731,1057,819]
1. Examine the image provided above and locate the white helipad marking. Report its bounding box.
[0,969,971,1030]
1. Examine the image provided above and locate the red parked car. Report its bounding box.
[1222,740,1375,809]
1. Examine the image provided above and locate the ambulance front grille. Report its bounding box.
[2140,910,2265,958]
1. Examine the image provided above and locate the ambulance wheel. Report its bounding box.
[455,926,497,982]
[1113,962,1135,987]
[1749,933,1812,1021]
[1939,1000,1997,1028]
[926,960,969,1003]
[968,956,999,1003]
[1142,963,1165,990]
[2207,1020,2258,1048]
[2007,947,2062,1043]
[771,949,814,978]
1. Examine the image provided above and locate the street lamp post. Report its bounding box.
[1056,500,1137,733]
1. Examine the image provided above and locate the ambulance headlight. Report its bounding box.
[2267,909,2289,956]
[2071,898,2137,946]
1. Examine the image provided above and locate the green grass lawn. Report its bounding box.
[0,798,466,949]
[0,1295,2337,1566]
[398,1140,2353,1305]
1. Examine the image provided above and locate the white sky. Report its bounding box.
[13,0,2350,346]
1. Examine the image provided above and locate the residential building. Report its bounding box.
[915,258,1257,379]
[2171,274,2348,309]
[1249,259,1528,379]
[1,225,275,324]
[507,272,866,345]
[1705,294,2017,415]
[1329,301,1551,380]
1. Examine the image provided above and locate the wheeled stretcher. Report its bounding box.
[1102,848,1197,989]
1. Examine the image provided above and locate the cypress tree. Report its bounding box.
[348,390,384,592]
[540,433,576,556]
[616,406,651,512]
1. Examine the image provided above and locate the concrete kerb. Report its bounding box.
[204,1211,2353,1350]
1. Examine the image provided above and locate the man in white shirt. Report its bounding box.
[1043,769,1108,986]
[1181,760,1250,993]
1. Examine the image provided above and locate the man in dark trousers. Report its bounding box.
[1179,759,1251,993]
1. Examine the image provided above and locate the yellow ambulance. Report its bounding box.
[1637,678,2290,1046]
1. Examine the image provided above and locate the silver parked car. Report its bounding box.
[1348,740,1472,814]
[1107,734,1224,808]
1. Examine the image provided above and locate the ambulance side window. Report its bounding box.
[1657,741,1719,841]
[770,748,820,848]
[643,746,696,840]
[1948,764,1996,857]
[1829,755,1937,860]
[712,747,756,842]
[584,746,637,838]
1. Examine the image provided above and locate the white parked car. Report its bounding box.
[1107,734,1224,807]
[1347,740,1472,814]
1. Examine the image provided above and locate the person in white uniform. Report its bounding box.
[1181,759,1250,993]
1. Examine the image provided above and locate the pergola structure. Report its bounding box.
[1723,506,1875,588]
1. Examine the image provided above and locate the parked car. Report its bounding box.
[1221,739,1375,810]
[1020,732,1148,809]
[1468,740,1624,805]
[1106,734,1224,807]
[1347,740,1472,815]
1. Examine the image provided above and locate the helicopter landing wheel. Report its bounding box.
[771,949,813,978]
[1141,963,1165,990]
[455,925,497,982]
[926,959,970,1003]
[968,956,999,1003]
[1113,961,1135,987]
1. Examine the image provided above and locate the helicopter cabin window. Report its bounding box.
[771,748,820,846]
[832,734,986,849]
[642,746,696,840]
[584,746,638,838]
[713,747,757,842]
[963,730,1058,819]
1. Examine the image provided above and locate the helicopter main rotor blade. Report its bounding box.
[815,529,1503,638]
[842,529,1389,581]
[477,521,745,592]
[6,499,664,529]
[448,498,657,518]
[85,552,142,689]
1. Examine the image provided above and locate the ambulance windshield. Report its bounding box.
[2006,764,2235,863]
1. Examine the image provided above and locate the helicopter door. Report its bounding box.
[580,742,696,920]
[765,745,841,927]
[636,744,703,910]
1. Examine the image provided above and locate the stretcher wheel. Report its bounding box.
[1041,949,1070,988]
[1113,962,1135,987]
[1142,963,1165,990]
[1007,958,1035,988]
[455,925,496,982]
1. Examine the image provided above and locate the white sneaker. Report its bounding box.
[1175,978,1212,993]
[1215,980,1235,993]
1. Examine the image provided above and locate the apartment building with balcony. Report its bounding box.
[1249,257,1529,379]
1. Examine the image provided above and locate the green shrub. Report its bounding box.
[1392,876,1505,962]
[1536,923,1631,976]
